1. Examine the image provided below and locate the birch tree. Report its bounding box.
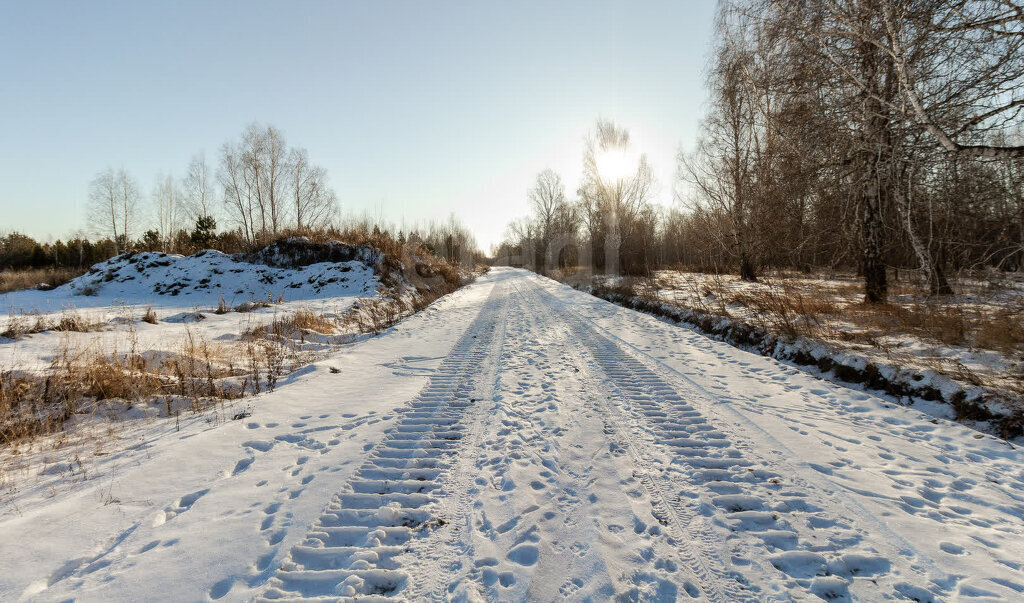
[288,147,338,231]
[184,153,213,223]
[680,28,761,281]
[88,167,139,254]
[578,120,655,275]
[153,173,182,253]
[218,140,255,244]
[528,168,567,271]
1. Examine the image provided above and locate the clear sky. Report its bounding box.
[0,1,716,253]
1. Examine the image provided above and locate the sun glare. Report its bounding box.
[595,147,637,182]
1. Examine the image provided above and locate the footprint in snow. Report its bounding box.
[231,457,254,476]
[209,577,234,599]
[940,542,966,555]
[506,544,539,566]
[137,540,161,554]
[153,489,209,527]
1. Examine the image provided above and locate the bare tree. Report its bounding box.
[878,1,1024,159]
[219,124,341,244]
[528,168,566,271]
[578,119,655,275]
[680,25,762,281]
[743,0,900,300]
[153,173,182,253]
[219,140,255,244]
[746,0,1024,297]
[184,153,213,223]
[262,124,288,233]
[241,124,269,238]
[88,167,139,253]
[231,123,291,239]
[288,147,338,231]
[504,216,539,270]
[496,2,1024,289]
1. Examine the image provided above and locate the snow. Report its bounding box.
[3,249,379,311]
[0,249,380,373]
[2,268,1024,600]
[584,270,1024,435]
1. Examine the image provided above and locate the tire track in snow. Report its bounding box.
[258,281,509,600]
[250,270,954,600]
[450,280,614,600]
[531,277,949,601]
[402,281,512,601]
[518,281,744,602]
[498,280,708,600]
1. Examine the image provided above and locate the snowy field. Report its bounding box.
[1,267,1022,601]
[0,247,387,528]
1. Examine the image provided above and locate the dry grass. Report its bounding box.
[0,313,32,340]
[1,344,161,445]
[2,309,104,340]
[51,310,104,333]
[975,305,1024,353]
[581,270,1024,436]
[0,233,483,496]
[0,267,86,294]
[340,297,411,334]
[637,271,1024,356]
[234,300,273,313]
[842,302,967,346]
[290,309,337,334]
[240,282,457,343]
[243,309,337,340]
[590,269,1024,402]
[1,236,479,452]
[214,295,230,315]
[0,370,60,444]
[340,281,463,335]
[729,284,843,340]
[0,327,263,447]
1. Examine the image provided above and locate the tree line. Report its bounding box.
[0,232,118,272]
[0,216,480,273]
[496,119,660,276]
[498,0,1024,303]
[87,122,339,255]
[4,119,483,271]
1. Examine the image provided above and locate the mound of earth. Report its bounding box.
[64,241,379,304]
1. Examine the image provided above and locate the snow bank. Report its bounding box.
[581,285,1024,439]
[22,243,379,308]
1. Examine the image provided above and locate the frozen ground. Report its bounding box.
[1,268,1023,601]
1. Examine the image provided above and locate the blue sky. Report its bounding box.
[0,1,716,252]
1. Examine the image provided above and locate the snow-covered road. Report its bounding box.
[4,268,1023,601]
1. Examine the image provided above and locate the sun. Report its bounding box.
[595,147,638,182]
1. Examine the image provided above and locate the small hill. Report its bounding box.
[62,241,381,305]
